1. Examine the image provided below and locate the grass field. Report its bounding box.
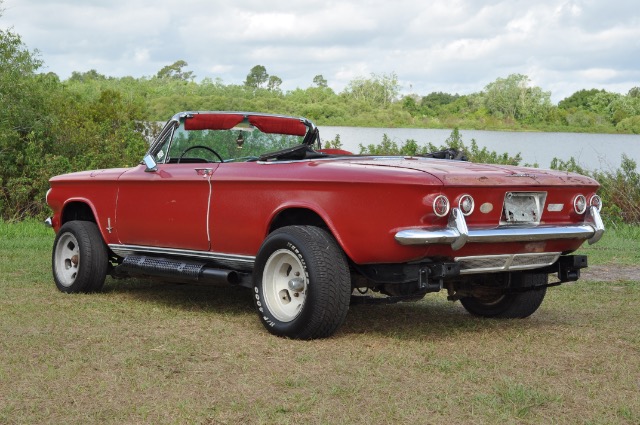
[1,220,639,424]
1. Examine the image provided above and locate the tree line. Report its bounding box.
[61,62,640,134]
[1,11,639,221]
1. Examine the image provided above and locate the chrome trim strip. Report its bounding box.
[108,244,255,265]
[454,252,561,274]
[395,207,605,250]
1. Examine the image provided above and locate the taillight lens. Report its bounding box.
[458,194,475,216]
[573,195,587,214]
[589,195,602,212]
[433,195,450,217]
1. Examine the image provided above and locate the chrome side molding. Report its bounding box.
[108,244,256,270]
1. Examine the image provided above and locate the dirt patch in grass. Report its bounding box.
[582,264,640,282]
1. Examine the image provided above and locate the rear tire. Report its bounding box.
[459,272,548,318]
[52,221,108,293]
[253,226,351,339]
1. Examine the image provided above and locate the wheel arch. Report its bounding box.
[267,206,355,262]
[61,200,98,225]
[269,207,327,233]
[56,199,116,257]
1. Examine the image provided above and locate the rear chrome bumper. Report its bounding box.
[395,206,605,251]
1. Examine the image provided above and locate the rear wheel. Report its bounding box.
[52,221,108,293]
[459,272,548,318]
[253,226,351,339]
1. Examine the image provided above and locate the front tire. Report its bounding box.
[459,272,548,318]
[52,221,109,293]
[253,226,351,339]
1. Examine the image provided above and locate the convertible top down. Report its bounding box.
[46,111,605,339]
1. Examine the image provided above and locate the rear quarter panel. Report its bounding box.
[209,160,444,264]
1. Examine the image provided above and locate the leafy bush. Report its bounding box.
[551,154,640,224]
[616,116,640,134]
[358,128,522,165]
[593,155,640,224]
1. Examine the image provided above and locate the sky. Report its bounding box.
[1,0,639,103]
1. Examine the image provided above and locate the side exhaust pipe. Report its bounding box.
[115,255,239,285]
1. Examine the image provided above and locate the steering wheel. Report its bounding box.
[178,145,224,163]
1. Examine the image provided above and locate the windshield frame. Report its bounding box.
[147,111,319,164]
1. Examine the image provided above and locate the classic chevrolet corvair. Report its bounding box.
[46,111,605,339]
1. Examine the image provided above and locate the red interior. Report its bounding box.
[248,116,307,136]
[184,114,308,136]
[318,149,353,155]
[184,114,244,130]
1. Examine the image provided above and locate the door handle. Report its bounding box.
[195,168,214,177]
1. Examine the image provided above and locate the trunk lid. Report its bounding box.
[346,157,598,187]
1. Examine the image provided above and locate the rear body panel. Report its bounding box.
[48,156,600,266]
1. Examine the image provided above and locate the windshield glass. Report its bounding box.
[152,113,312,164]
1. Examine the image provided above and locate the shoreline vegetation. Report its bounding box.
[1,22,639,221]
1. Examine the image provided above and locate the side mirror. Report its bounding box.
[143,154,158,172]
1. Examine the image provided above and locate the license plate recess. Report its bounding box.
[501,192,546,225]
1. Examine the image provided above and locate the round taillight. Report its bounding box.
[433,195,450,217]
[573,195,587,214]
[458,194,475,216]
[589,194,602,212]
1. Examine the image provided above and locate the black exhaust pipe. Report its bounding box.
[116,255,239,285]
[200,267,239,285]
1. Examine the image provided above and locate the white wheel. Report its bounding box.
[262,249,308,322]
[53,232,81,287]
[253,226,351,339]
[52,221,108,293]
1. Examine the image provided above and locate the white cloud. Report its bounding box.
[1,0,639,102]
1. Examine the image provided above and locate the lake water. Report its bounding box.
[317,126,640,171]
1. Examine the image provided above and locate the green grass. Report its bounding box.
[1,220,639,424]
[576,222,640,265]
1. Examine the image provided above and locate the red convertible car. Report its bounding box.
[46,111,605,339]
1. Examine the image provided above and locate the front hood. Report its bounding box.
[50,167,131,182]
[345,157,598,187]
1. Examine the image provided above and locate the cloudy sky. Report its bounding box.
[2,0,639,102]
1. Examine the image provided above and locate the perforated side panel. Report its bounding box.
[122,256,204,279]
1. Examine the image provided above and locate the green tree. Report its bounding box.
[68,69,107,82]
[558,89,604,110]
[155,60,195,81]
[587,91,621,116]
[244,65,269,89]
[343,72,399,108]
[401,95,420,115]
[267,75,282,92]
[0,5,54,218]
[313,74,328,88]
[421,91,460,110]
[482,74,552,123]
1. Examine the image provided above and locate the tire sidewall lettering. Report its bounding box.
[254,232,312,333]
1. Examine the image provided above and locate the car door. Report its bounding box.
[114,163,218,251]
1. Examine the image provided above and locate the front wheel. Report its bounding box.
[459,272,548,318]
[253,226,351,339]
[52,221,109,293]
